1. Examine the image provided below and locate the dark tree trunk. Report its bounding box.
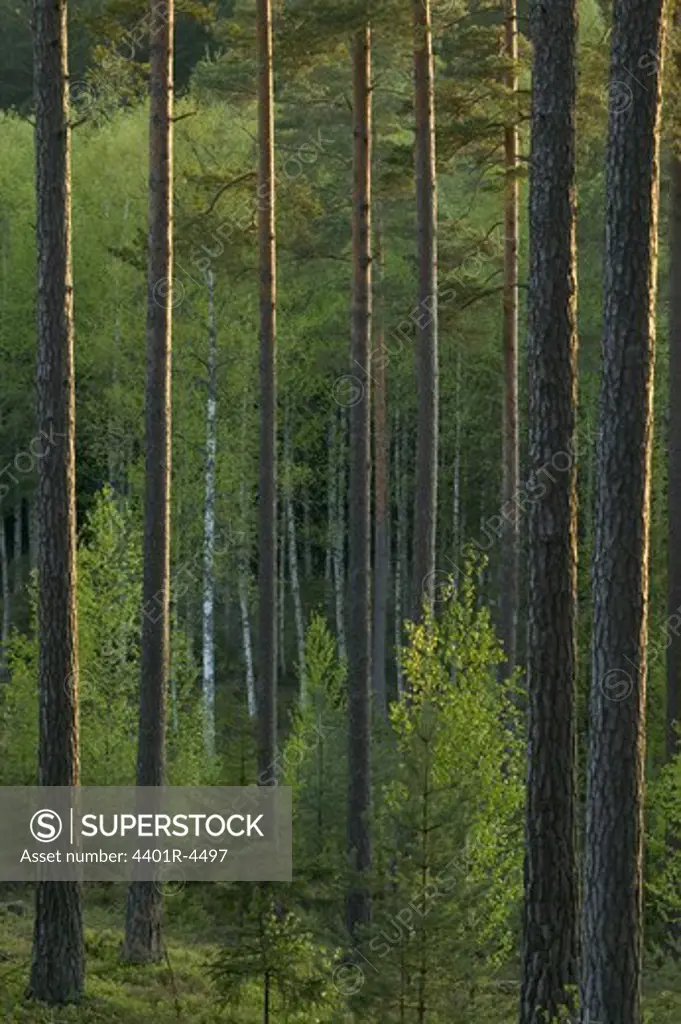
[410,0,439,621]
[256,0,277,786]
[347,23,372,940]
[499,0,519,677]
[123,0,174,963]
[581,3,666,1021]
[519,0,579,1018]
[667,153,681,761]
[29,0,84,1001]
[372,220,389,720]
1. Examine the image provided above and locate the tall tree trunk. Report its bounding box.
[284,418,306,701]
[347,24,372,940]
[411,0,439,620]
[202,270,217,757]
[29,0,84,1000]
[519,0,579,1017]
[581,5,666,1022]
[28,494,37,573]
[372,220,389,720]
[238,558,257,720]
[333,409,348,663]
[256,0,277,785]
[499,0,519,677]
[667,152,681,761]
[124,0,174,963]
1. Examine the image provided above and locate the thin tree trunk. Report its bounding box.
[499,0,519,677]
[302,486,312,581]
[278,504,286,677]
[333,409,348,663]
[28,495,37,573]
[395,412,407,696]
[29,0,83,999]
[372,220,389,720]
[237,477,257,721]
[667,151,681,761]
[238,558,257,720]
[0,510,10,674]
[256,0,277,785]
[411,0,439,620]
[124,0,174,963]
[13,502,22,593]
[347,24,372,940]
[581,5,666,1022]
[284,418,306,701]
[202,270,217,758]
[519,0,579,1016]
[453,347,462,586]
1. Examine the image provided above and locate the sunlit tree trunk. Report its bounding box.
[581,4,666,1021]
[256,0,277,785]
[347,23,372,939]
[29,0,83,1000]
[499,0,519,677]
[411,0,439,620]
[124,0,174,963]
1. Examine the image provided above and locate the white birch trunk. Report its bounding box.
[0,507,9,675]
[202,270,217,757]
[238,555,257,719]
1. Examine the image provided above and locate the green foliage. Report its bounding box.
[356,560,524,1021]
[0,488,208,786]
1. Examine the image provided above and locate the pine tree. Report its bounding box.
[28,0,84,1002]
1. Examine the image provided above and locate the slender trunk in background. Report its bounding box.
[29,0,83,1000]
[667,153,681,761]
[238,483,257,720]
[519,0,579,1016]
[284,418,306,701]
[581,4,666,1021]
[372,220,389,720]
[0,511,9,674]
[28,496,37,573]
[411,0,439,620]
[278,504,286,677]
[256,0,277,785]
[452,347,462,586]
[499,0,519,677]
[302,486,312,580]
[325,422,333,591]
[395,412,407,696]
[347,24,372,940]
[202,270,217,757]
[333,409,348,662]
[13,502,22,593]
[124,0,174,963]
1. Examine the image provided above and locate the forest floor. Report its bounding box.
[1,887,681,1022]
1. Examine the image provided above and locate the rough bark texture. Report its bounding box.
[202,270,217,757]
[667,152,681,761]
[256,0,277,786]
[124,0,174,963]
[499,0,519,677]
[581,3,666,1022]
[519,0,579,1018]
[29,0,84,1000]
[411,0,439,620]
[347,24,372,940]
[372,222,389,719]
